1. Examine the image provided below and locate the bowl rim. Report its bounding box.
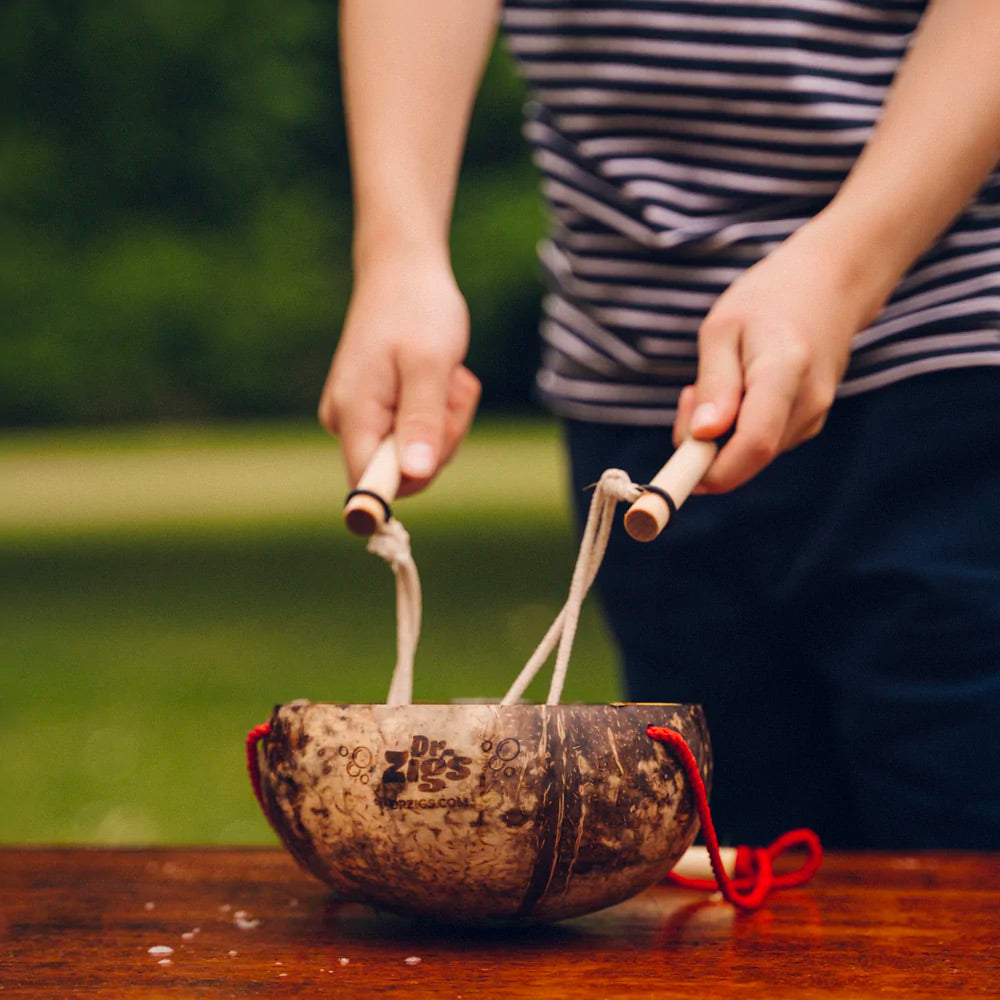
[272,701,704,709]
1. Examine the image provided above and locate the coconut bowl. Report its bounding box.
[251,700,711,922]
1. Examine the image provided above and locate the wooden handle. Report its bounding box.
[623,437,717,542]
[672,845,737,880]
[343,437,401,537]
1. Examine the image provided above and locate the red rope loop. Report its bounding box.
[646,725,822,911]
[246,721,271,815]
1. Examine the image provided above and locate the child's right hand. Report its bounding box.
[318,255,481,497]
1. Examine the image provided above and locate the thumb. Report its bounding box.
[691,315,743,439]
[395,361,452,482]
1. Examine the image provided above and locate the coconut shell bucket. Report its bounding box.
[247,438,822,921]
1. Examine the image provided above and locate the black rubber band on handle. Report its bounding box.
[637,484,678,527]
[344,489,392,524]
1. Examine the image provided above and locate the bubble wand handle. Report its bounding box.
[344,437,401,536]
[624,437,717,542]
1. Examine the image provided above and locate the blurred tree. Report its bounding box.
[0,1,542,425]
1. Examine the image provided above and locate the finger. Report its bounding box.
[317,356,398,486]
[783,406,827,451]
[397,366,480,498]
[782,379,836,450]
[673,385,696,447]
[690,315,743,440]
[441,366,481,464]
[317,382,337,437]
[700,362,798,493]
[395,354,455,485]
[338,401,395,488]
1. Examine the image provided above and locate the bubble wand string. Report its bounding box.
[344,437,720,708]
[247,437,824,912]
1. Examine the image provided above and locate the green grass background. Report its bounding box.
[0,420,620,844]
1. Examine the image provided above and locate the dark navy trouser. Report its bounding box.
[565,368,1000,849]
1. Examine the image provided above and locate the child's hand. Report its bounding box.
[674,218,887,492]
[318,255,480,496]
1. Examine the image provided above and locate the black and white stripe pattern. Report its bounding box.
[502,0,1000,424]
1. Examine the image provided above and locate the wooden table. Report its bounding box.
[1,848,997,998]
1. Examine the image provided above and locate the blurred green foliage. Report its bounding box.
[0,420,619,843]
[1,1,544,425]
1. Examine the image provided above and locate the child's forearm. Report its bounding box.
[339,0,500,272]
[816,0,1000,312]
[682,0,1000,493]
[320,2,494,490]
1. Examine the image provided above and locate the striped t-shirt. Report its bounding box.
[502,0,1000,425]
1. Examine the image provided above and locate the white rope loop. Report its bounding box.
[366,518,421,707]
[502,469,640,706]
[368,470,643,707]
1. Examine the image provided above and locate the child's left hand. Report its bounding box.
[673,215,890,493]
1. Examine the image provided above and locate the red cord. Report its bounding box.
[246,721,271,815]
[646,725,823,911]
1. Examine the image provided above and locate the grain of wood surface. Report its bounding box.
[1,848,997,998]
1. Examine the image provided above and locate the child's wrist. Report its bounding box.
[795,207,907,326]
[351,225,452,279]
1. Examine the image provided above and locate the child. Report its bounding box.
[320,1,1000,847]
